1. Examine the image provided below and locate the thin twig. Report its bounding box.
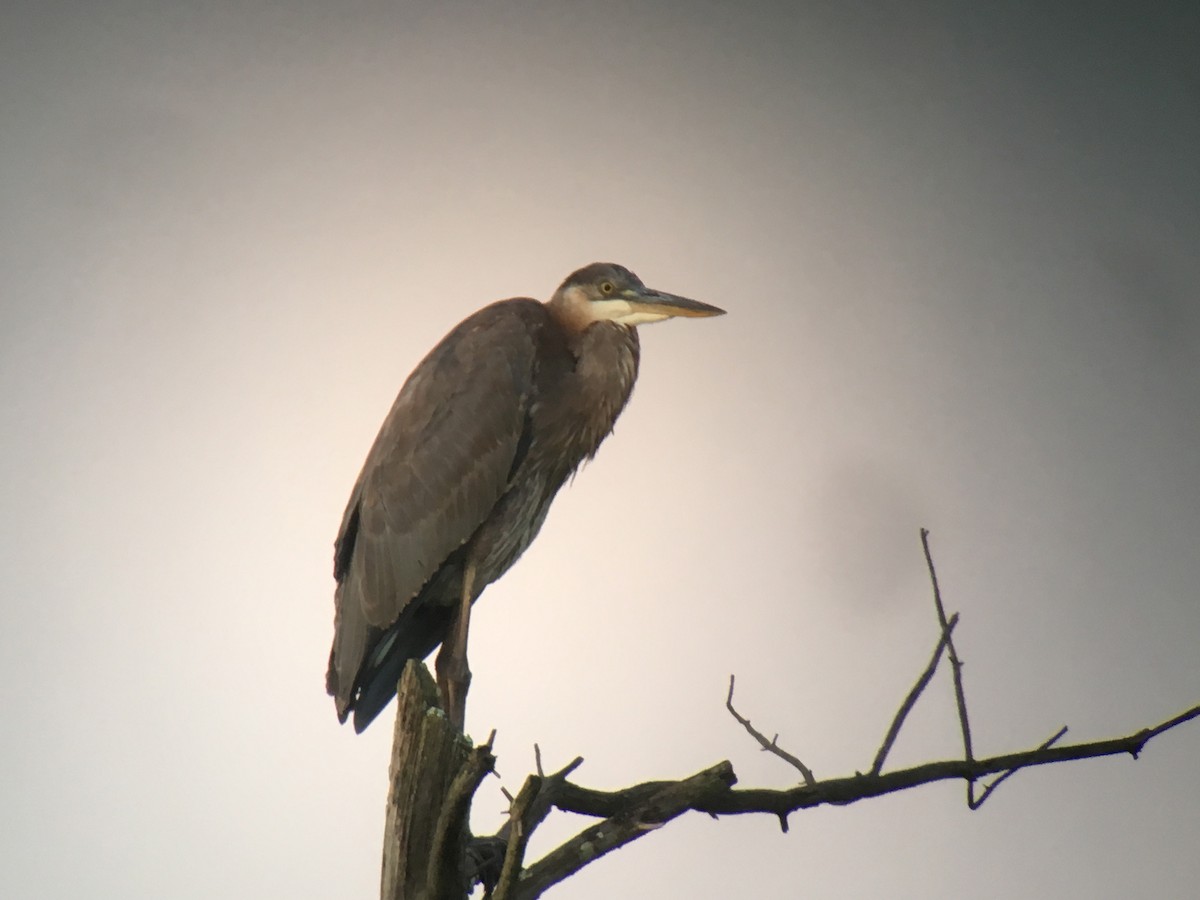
[514,762,738,899]
[1143,705,1200,740]
[492,775,541,900]
[921,528,976,802]
[553,702,1200,823]
[726,675,816,786]
[474,753,586,892]
[970,725,1068,809]
[493,756,584,844]
[525,704,1199,896]
[871,613,960,775]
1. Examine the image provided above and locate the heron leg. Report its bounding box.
[436,561,476,731]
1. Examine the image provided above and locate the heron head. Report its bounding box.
[550,262,725,328]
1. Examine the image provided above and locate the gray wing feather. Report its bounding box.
[328,301,541,710]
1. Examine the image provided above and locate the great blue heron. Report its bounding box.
[327,262,725,732]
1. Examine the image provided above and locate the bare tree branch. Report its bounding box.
[921,529,975,775]
[493,754,584,844]
[970,725,1068,809]
[474,754,584,897]
[552,705,1199,825]
[467,704,1198,896]
[426,735,496,900]
[381,661,475,900]
[491,775,540,900]
[725,674,816,787]
[512,762,738,900]
[384,533,1200,899]
[871,612,960,775]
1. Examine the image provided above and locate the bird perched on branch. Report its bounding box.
[327,263,725,732]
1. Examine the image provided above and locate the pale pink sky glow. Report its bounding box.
[2,3,1198,898]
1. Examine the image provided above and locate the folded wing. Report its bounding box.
[327,300,545,721]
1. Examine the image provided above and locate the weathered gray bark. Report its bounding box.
[380,661,472,900]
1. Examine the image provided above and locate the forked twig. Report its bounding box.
[726,675,816,787]
[970,725,1068,809]
[441,534,1200,898]
[921,529,975,768]
[871,613,960,774]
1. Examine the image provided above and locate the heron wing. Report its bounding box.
[328,300,544,708]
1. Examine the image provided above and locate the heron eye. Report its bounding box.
[600,281,614,295]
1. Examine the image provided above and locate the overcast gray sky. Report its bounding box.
[3,2,1198,898]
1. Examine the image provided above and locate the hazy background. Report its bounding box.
[3,2,1198,897]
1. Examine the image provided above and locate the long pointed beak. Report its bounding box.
[626,288,726,319]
